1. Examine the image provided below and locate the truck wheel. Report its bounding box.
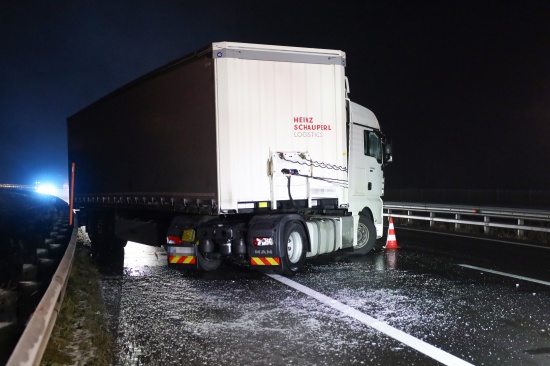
[281,221,307,274]
[90,216,107,258]
[354,215,376,255]
[197,252,221,271]
[90,213,126,262]
[110,242,125,272]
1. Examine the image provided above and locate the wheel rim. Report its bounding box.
[356,222,369,249]
[287,231,303,264]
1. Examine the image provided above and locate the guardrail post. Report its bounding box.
[430,212,435,228]
[455,214,461,230]
[484,216,490,235]
[407,210,412,224]
[517,219,524,238]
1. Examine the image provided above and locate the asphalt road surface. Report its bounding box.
[101,227,550,366]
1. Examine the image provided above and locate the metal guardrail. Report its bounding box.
[7,216,78,366]
[383,202,550,238]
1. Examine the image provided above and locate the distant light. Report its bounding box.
[36,183,57,195]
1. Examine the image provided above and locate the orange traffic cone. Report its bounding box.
[385,217,400,249]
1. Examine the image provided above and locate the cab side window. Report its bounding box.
[364,130,382,163]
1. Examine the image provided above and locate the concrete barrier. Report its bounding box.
[6,215,77,366]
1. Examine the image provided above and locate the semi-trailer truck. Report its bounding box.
[68,42,392,274]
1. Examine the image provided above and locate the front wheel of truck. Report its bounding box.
[354,215,376,255]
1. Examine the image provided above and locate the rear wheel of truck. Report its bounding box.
[280,221,307,274]
[197,252,221,271]
[90,213,109,258]
[90,213,126,268]
[354,215,376,255]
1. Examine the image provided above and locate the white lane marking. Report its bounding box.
[267,274,475,366]
[458,264,550,286]
[395,227,550,250]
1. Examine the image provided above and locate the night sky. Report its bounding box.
[1,1,549,191]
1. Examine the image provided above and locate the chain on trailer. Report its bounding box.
[275,152,349,188]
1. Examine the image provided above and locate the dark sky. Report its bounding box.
[1,1,549,190]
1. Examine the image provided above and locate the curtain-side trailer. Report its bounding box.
[68,42,392,274]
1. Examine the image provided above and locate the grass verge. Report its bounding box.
[41,228,113,366]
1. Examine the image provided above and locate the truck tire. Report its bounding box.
[280,221,307,274]
[354,215,376,255]
[197,252,221,271]
[90,213,126,263]
[90,214,108,258]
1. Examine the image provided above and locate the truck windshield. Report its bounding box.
[364,130,382,163]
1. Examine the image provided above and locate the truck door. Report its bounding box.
[349,123,383,199]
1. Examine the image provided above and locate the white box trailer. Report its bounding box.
[214,42,348,211]
[68,42,392,274]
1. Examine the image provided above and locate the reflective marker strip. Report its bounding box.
[267,274,474,366]
[250,257,280,266]
[169,255,196,264]
[459,264,550,286]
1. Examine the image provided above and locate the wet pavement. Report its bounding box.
[101,229,550,365]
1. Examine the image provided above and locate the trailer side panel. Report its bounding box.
[68,53,218,205]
